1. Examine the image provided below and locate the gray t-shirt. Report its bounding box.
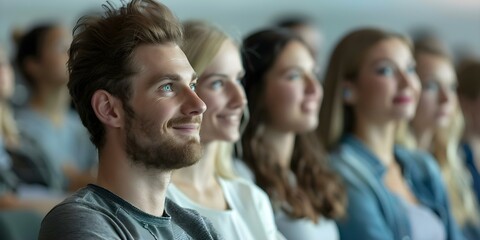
[39,184,223,240]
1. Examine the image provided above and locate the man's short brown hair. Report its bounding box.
[68,0,183,149]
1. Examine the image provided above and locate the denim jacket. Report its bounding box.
[329,135,464,240]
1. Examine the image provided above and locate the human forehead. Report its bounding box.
[362,38,412,66]
[132,43,195,79]
[270,40,314,71]
[202,39,243,76]
[416,54,455,81]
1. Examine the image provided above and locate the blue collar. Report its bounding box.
[341,134,407,178]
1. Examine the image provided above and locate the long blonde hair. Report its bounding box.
[0,46,18,148]
[407,45,480,227]
[181,20,236,179]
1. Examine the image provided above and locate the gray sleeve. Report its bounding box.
[39,203,127,240]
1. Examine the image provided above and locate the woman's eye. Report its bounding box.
[190,83,197,91]
[211,80,224,89]
[450,83,457,92]
[423,80,439,91]
[287,71,302,81]
[376,66,395,76]
[406,65,416,74]
[160,83,173,92]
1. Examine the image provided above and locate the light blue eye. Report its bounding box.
[406,65,416,74]
[211,80,224,90]
[287,72,302,81]
[423,80,439,91]
[161,84,173,92]
[376,66,395,76]
[190,83,197,91]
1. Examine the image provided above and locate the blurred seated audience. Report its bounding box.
[406,39,480,239]
[457,60,480,207]
[317,28,464,240]
[15,23,97,192]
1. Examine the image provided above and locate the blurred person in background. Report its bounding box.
[15,23,96,192]
[0,44,62,240]
[457,60,480,210]
[168,20,283,240]
[318,28,463,240]
[275,15,323,62]
[406,40,480,239]
[239,27,346,240]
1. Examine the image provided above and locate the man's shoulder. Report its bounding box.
[39,187,123,240]
[43,186,119,222]
[165,198,223,240]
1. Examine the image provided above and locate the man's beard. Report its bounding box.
[123,104,202,171]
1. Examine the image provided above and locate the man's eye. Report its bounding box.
[161,83,173,92]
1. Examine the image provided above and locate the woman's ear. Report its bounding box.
[342,81,357,105]
[91,90,124,128]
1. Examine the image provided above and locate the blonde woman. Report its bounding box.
[458,60,480,214]
[168,21,283,240]
[318,28,463,240]
[409,43,480,239]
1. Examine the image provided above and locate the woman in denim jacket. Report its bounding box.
[317,28,464,240]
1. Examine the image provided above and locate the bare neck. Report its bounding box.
[411,125,434,151]
[263,125,296,170]
[353,117,397,167]
[172,141,218,190]
[96,140,170,217]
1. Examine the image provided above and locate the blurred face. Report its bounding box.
[196,40,246,143]
[350,38,420,123]
[412,53,457,130]
[264,40,322,133]
[34,27,71,86]
[460,96,480,136]
[0,48,14,100]
[124,43,207,170]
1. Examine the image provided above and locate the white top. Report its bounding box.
[234,159,339,240]
[167,177,284,240]
[275,209,339,240]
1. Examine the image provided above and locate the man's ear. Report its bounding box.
[341,80,357,105]
[91,90,124,128]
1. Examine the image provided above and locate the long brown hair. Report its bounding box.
[241,28,345,221]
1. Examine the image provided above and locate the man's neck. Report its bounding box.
[172,141,217,190]
[96,142,171,217]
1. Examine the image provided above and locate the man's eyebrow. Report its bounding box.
[146,73,183,87]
